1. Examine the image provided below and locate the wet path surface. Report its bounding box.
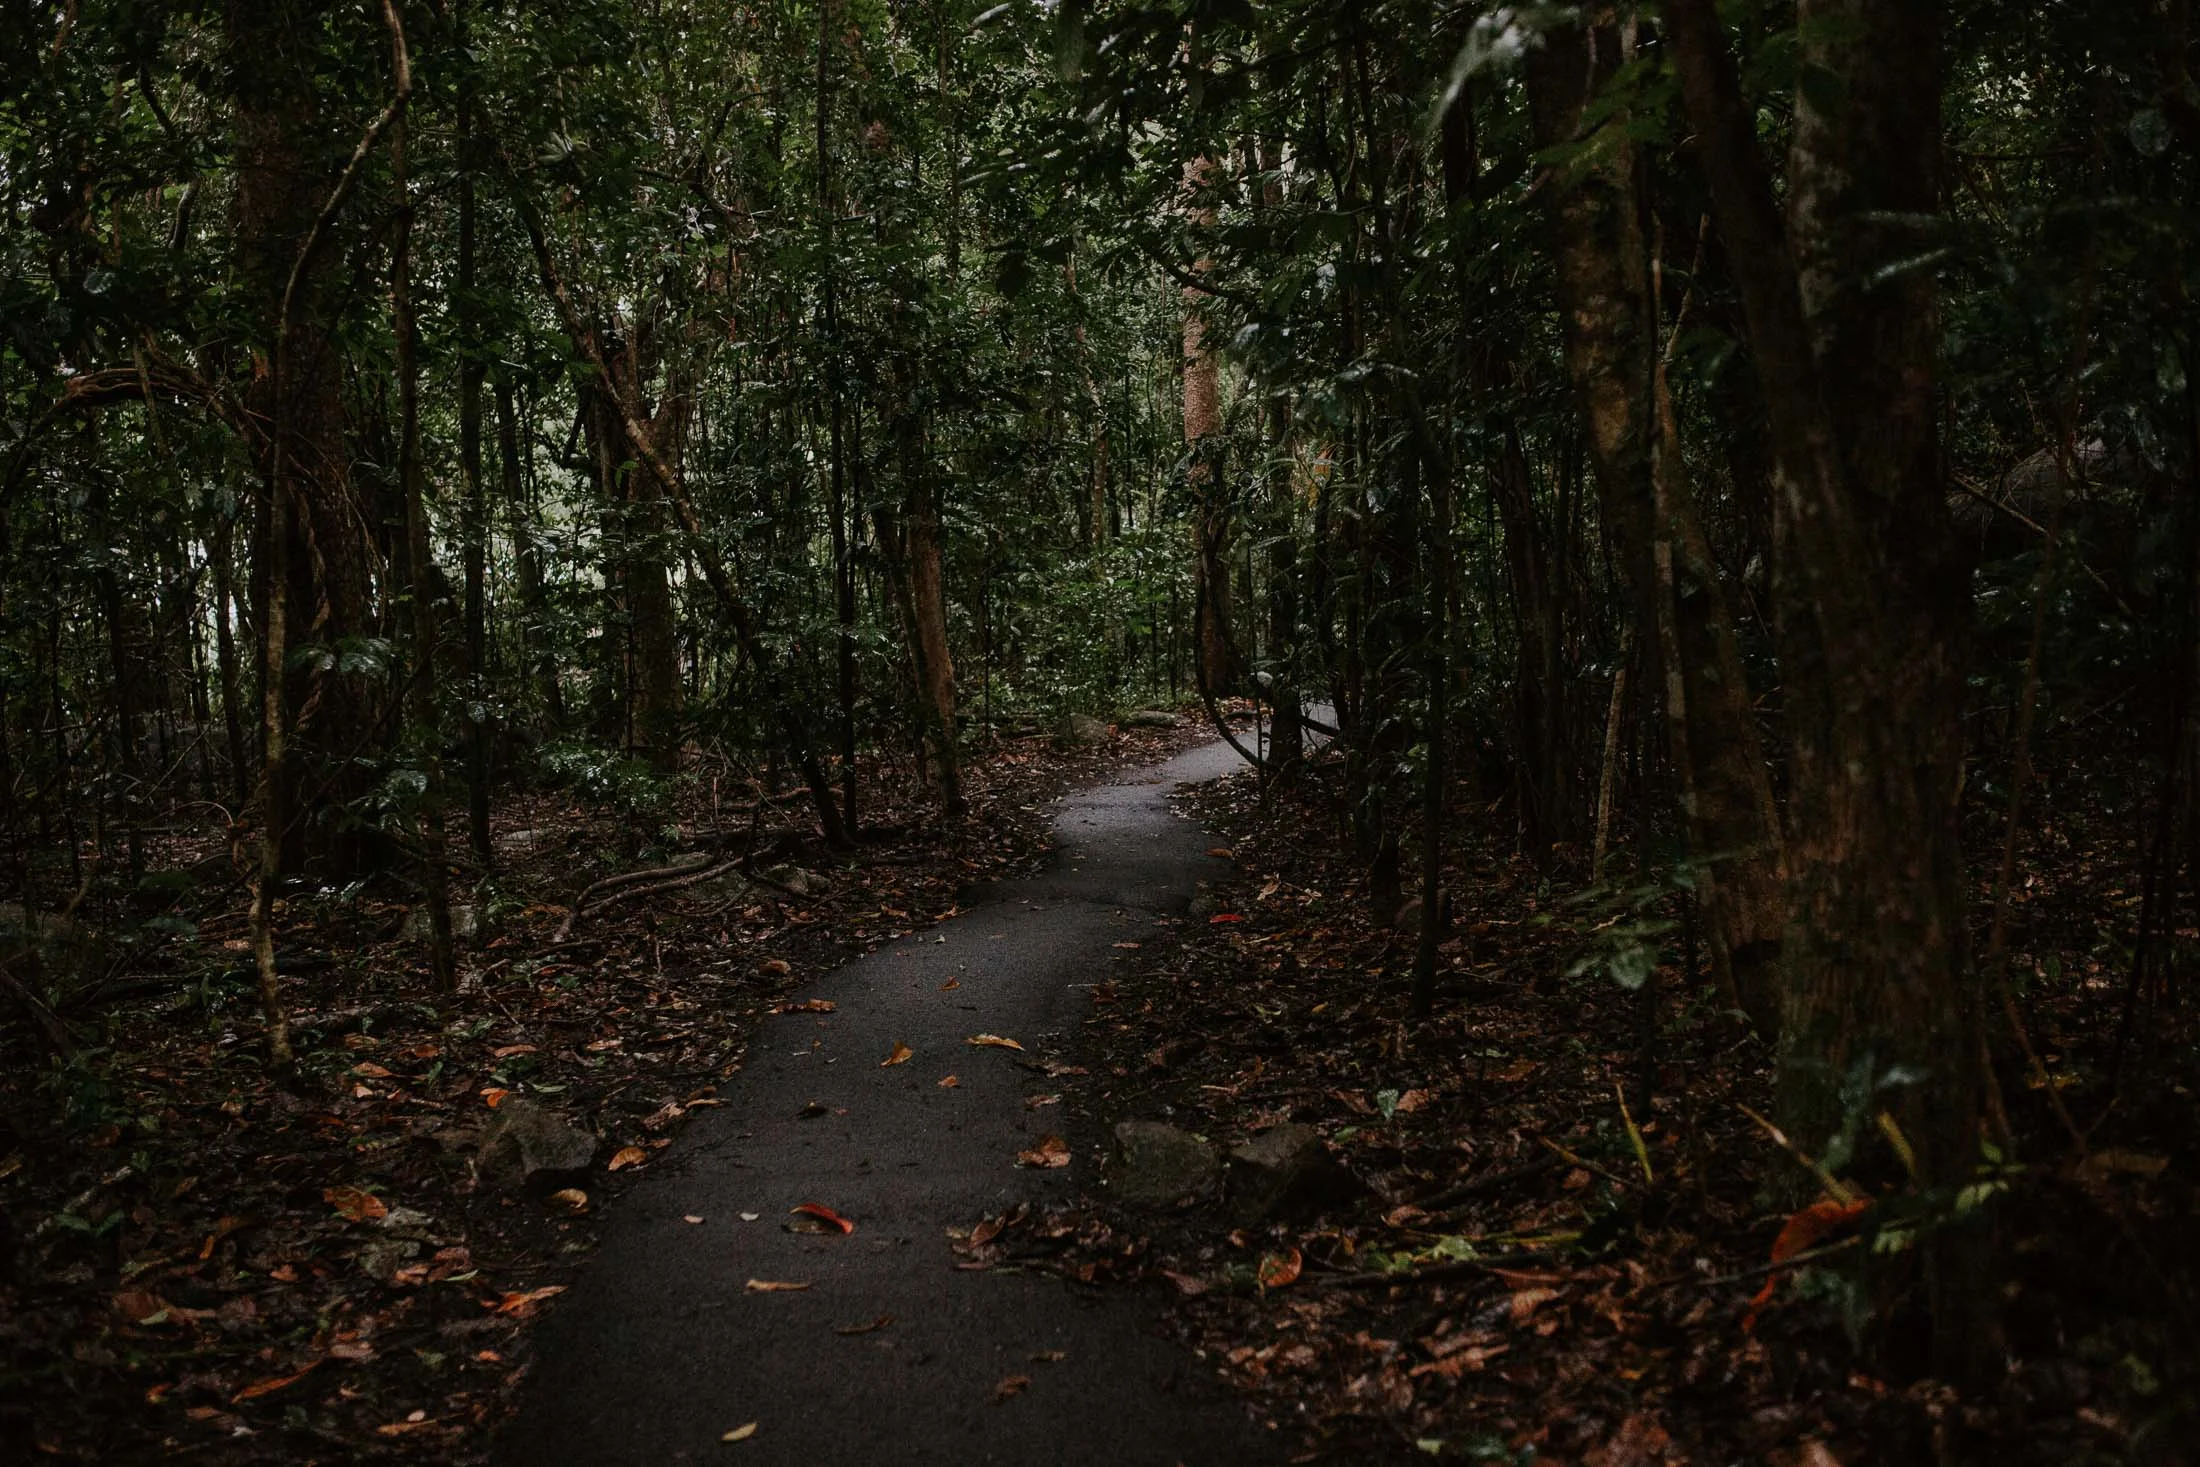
[496,741,1273,1465]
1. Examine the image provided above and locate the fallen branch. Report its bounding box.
[1414,1153,1563,1213]
[1311,1249,1556,1290]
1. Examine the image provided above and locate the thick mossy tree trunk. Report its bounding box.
[1668,0,1987,1375]
[1525,20,1787,1034]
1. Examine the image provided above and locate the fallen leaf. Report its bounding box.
[232,1359,321,1403]
[1744,1197,1871,1331]
[491,1285,567,1317]
[938,977,961,991]
[1205,847,1235,859]
[967,1033,1024,1051]
[324,1185,388,1223]
[1258,1247,1303,1290]
[112,1290,171,1324]
[834,1315,894,1336]
[491,1044,538,1058]
[773,998,835,1014]
[938,1075,961,1089]
[351,1061,394,1079]
[607,1146,649,1172]
[376,1417,440,1437]
[722,1422,759,1442]
[1162,1270,1210,1297]
[787,1202,855,1234]
[548,1188,589,1211]
[739,1211,760,1222]
[745,1279,812,1292]
[1208,913,1246,924]
[1017,1135,1071,1168]
[881,1041,914,1067]
[1111,941,1142,949]
[480,1087,510,1108]
[1394,1088,1437,1114]
[994,1374,1031,1402]
[1508,1287,1562,1323]
[683,1215,705,1225]
[1032,1349,1067,1363]
[760,958,791,975]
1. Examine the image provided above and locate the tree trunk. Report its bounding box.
[456,34,494,867]
[1526,18,1787,1033]
[1183,157,1239,699]
[1668,0,1985,1375]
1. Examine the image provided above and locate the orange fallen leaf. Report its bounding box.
[881,1042,914,1067]
[324,1185,387,1223]
[760,958,791,975]
[491,1285,567,1317]
[1258,1247,1303,1290]
[1205,847,1235,859]
[480,1087,510,1108]
[938,1075,961,1088]
[744,1279,812,1292]
[547,1188,589,1211]
[606,1147,648,1172]
[1017,1135,1071,1168]
[491,1044,537,1058]
[1744,1197,1870,1331]
[351,1061,394,1079]
[993,1374,1031,1402]
[773,998,835,1013]
[232,1358,321,1403]
[788,1202,855,1234]
[967,1034,1024,1051]
[938,977,961,991]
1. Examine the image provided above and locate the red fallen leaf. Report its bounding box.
[1208,913,1246,925]
[1744,1197,1870,1331]
[1016,1135,1071,1168]
[788,1202,855,1234]
[773,999,836,1014]
[232,1357,321,1403]
[1258,1247,1303,1290]
[324,1185,387,1223]
[993,1374,1032,1402]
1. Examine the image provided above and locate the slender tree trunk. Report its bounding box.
[212,515,249,805]
[497,376,562,722]
[1184,157,1239,698]
[456,32,493,866]
[387,11,454,991]
[1526,19,1786,1032]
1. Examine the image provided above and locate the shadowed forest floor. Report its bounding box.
[4,718,2196,1464]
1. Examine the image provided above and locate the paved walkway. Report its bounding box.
[495,740,1272,1465]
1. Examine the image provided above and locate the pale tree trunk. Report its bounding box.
[1668,0,1987,1375]
[1526,19,1787,1034]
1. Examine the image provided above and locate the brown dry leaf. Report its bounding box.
[1111,940,1143,949]
[351,1061,394,1079]
[1486,1058,1538,1082]
[548,1188,590,1212]
[1258,1247,1303,1290]
[1162,1270,1211,1297]
[324,1185,388,1223]
[491,1044,537,1058]
[881,1041,914,1067]
[744,1279,812,1293]
[1582,1411,1673,1467]
[993,1374,1032,1402]
[1508,1286,1562,1323]
[606,1146,649,1172]
[375,1417,441,1437]
[111,1290,172,1325]
[938,977,961,991]
[937,1075,960,1089]
[760,958,792,975]
[834,1315,894,1336]
[773,998,835,1014]
[967,1033,1024,1051]
[1205,847,1235,859]
[722,1422,759,1442]
[1017,1135,1071,1168]
[492,1285,567,1317]
[786,1202,856,1234]
[231,1358,321,1403]
[1394,1088,1437,1114]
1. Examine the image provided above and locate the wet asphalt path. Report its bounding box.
[495,739,1274,1466]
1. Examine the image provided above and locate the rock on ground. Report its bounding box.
[476,1098,598,1189]
[1227,1123,1360,1223]
[1108,1120,1221,1208]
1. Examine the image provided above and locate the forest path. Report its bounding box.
[494,737,1274,1465]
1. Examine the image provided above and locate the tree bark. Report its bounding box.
[1526,18,1787,1033]
[1183,157,1240,699]
[1668,0,1985,1375]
